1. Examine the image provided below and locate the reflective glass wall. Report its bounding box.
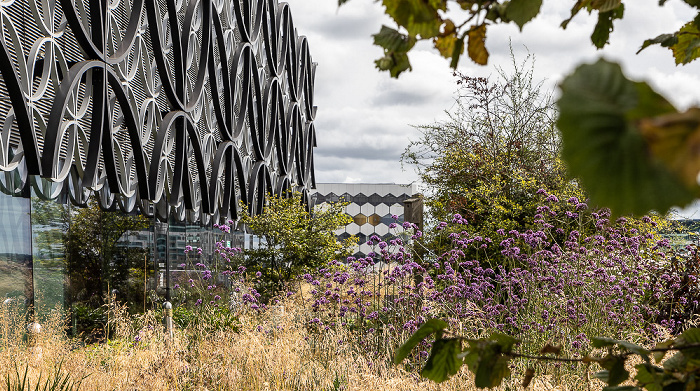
[0,187,248,333]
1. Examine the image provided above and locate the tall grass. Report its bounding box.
[0,295,600,391]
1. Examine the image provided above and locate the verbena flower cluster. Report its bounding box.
[172,223,263,314]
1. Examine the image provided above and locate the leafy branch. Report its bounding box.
[345,0,700,78]
[395,319,700,389]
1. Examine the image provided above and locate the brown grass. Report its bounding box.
[0,297,607,391]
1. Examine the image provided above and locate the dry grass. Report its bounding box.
[0,297,609,391]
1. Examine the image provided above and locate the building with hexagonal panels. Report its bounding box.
[312,183,420,257]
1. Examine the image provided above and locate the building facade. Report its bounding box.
[0,0,318,326]
[312,183,419,257]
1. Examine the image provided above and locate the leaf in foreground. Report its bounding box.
[394,319,448,364]
[557,59,698,216]
[421,338,463,383]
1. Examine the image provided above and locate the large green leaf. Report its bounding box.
[673,328,700,359]
[421,338,463,383]
[663,352,688,371]
[679,328,700,344]
[504,0,542,30]
[634,364,663,391]
[637,33,678,54]
[490,332,519,352]
[394,319,448,364]
[561,0,591,29]
[373,25,416,52]
[375,51,412,78]
[471,345,511,388]
[449,36,465,68]
[598,355,629,386]
[671,22,700,64]
[557,59,697,216]
[653,339,674,363]
[591,5,624,48]
[382,0,442,38]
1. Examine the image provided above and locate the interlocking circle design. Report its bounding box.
[0,0,317,222]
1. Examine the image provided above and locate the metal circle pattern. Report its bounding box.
[0,0,318,221]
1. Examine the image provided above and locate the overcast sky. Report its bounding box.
[286,0,700,189]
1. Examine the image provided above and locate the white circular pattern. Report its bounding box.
[0,0,317,222]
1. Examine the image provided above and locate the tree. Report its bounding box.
[238,193,356,302]
[348,0,700,217]
[403,51,578,227]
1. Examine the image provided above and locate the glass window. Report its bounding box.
[0,193,31,307]
[31,197,69,318]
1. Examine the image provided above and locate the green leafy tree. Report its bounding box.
[403,51,578,228]
[239,193,355,301]
[401,52,598,265]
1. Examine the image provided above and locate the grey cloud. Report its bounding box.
[307,14,379,40]
[315,142,401,161]
[371,88,435,107]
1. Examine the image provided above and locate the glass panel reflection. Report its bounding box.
[31,197,68,318]
[0,194,31,307]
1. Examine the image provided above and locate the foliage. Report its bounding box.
[396,321,700,390]
[558,59,698,216]
[171,305,241,334]
[299,192,690,382]
[238,193,355,301]
[345,0,700,78]
[4,361,83,391]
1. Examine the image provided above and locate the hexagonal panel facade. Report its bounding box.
[346,203,361,215]
[353,213,367,226]
[312,183,419,258]
[368,214,381,226]
[360,203,375,215]
[375,203,390,216]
